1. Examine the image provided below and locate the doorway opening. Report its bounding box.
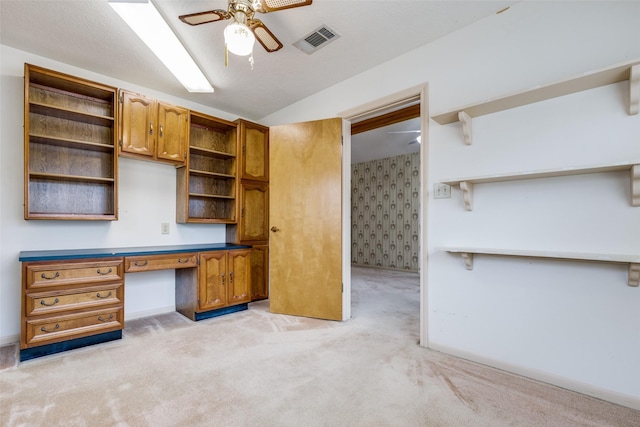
[339,83,429,346]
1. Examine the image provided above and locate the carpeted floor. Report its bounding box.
[1,266,638,426]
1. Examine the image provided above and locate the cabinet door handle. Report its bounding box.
[221,273,225,286]
[97,268,112,275]
[159,125,163,137]
[134,260,148,267]
[229,272,233,284]
[41,272,60,280]
[41,324,60,333]
[40,298,59,307]
[98,314,114,322]
[96,291,112,299]
[149,122,153,135]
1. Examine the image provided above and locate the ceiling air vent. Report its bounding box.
[293,25,340,54]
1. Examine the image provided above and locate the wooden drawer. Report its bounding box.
[124,253,197,272]
[24,306,123,347]
[25,258,124,290]
[25,283,123,317]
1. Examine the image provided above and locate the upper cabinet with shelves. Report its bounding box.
[24,64,118,220]
[431,60,640,145]
[176,111,238,224]
[118,90,189,166]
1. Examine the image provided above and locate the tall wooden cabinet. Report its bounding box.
[24,64,118,220]
[227,120,270,301]
[118,90,189,166]
[177,112,238,223]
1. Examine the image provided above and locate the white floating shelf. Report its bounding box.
[441,161,640,211]
[437,247,640,287]
[431,59,640,145]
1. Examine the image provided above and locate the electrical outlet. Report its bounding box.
[434,183,451,199]
[161,223,170,234]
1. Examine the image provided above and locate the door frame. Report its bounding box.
[339,83,429,346]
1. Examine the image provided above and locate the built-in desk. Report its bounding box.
[19,243,251,361]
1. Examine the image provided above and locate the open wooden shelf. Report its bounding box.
[441,161,640,210]
[438,246,640,287]
[431,59,640,145]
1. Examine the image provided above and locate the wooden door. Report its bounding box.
[198,252,227,311]
[239,181,269,242]
[119,90,156,158]
[227,250,251,305]
[156,102,189,164]
[269,118,344,320]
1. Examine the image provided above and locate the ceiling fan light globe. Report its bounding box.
[224,22,256,56]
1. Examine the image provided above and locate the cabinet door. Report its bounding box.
[119,90,156,158]
[198,252,227,311]
[156,102,188,165]
[228,250,251,305]
[249,245,269,301]
[239,181,269,242]
[238,120,269,182]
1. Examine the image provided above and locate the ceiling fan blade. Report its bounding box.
[255,0,312,13]
[179,10,231,26]
[248,19,283,52]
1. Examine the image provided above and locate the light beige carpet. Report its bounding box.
[1,266,638,426]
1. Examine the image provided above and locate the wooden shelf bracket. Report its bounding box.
[630,264,640,287]
[459,181,474,211]
[630,64,639,115]
[459,111,472,145]
[632,165,640,207]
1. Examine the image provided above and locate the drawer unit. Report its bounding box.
[25,283,124,317]
[25,259,124,290]
[124,253,197,273]
[24,306,123,347]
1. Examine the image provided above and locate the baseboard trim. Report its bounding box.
[125,306,176,321]
[0,334,19,346]
[428,342,640,411]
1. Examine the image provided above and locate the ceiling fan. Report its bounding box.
[179,0,312,64]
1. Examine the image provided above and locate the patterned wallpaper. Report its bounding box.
[351,153,421,271]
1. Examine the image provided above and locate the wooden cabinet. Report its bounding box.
[227,181,269,243]
[177,111,238,223]
[118,90,189,166]
[237,119,269,182]
[21,258,124,358]
[124,253,197,272]
[176,249,250,320]
[24,64,118,220]
[249,244,269,301]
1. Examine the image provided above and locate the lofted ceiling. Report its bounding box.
[1,0,517,162]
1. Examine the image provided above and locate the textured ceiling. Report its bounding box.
[1,0,516,121]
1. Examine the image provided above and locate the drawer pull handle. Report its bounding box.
[40,298,60,307]
[98,314,114,322]
[97,268,112,275]
[134,260,148,267]
[96,291,112,299]
[178,257,190,263]
[41,272,60,280]
[41,324,60,333]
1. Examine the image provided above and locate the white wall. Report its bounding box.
[0,45,242,342]
[261,1,640,409]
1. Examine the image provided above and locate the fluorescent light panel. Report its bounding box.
[109,0,213,93]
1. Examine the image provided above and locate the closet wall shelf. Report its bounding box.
[441,161,640,211]
[431,60,640,145]
[437,247,640,287]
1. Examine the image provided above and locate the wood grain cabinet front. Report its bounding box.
[124,253,197,273]
[21,257,124,350]
[118,89,189,166]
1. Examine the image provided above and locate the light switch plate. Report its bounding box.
[434,183,451,199]
[161,223,170,234]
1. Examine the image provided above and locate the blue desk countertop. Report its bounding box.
[19,243,251,262]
